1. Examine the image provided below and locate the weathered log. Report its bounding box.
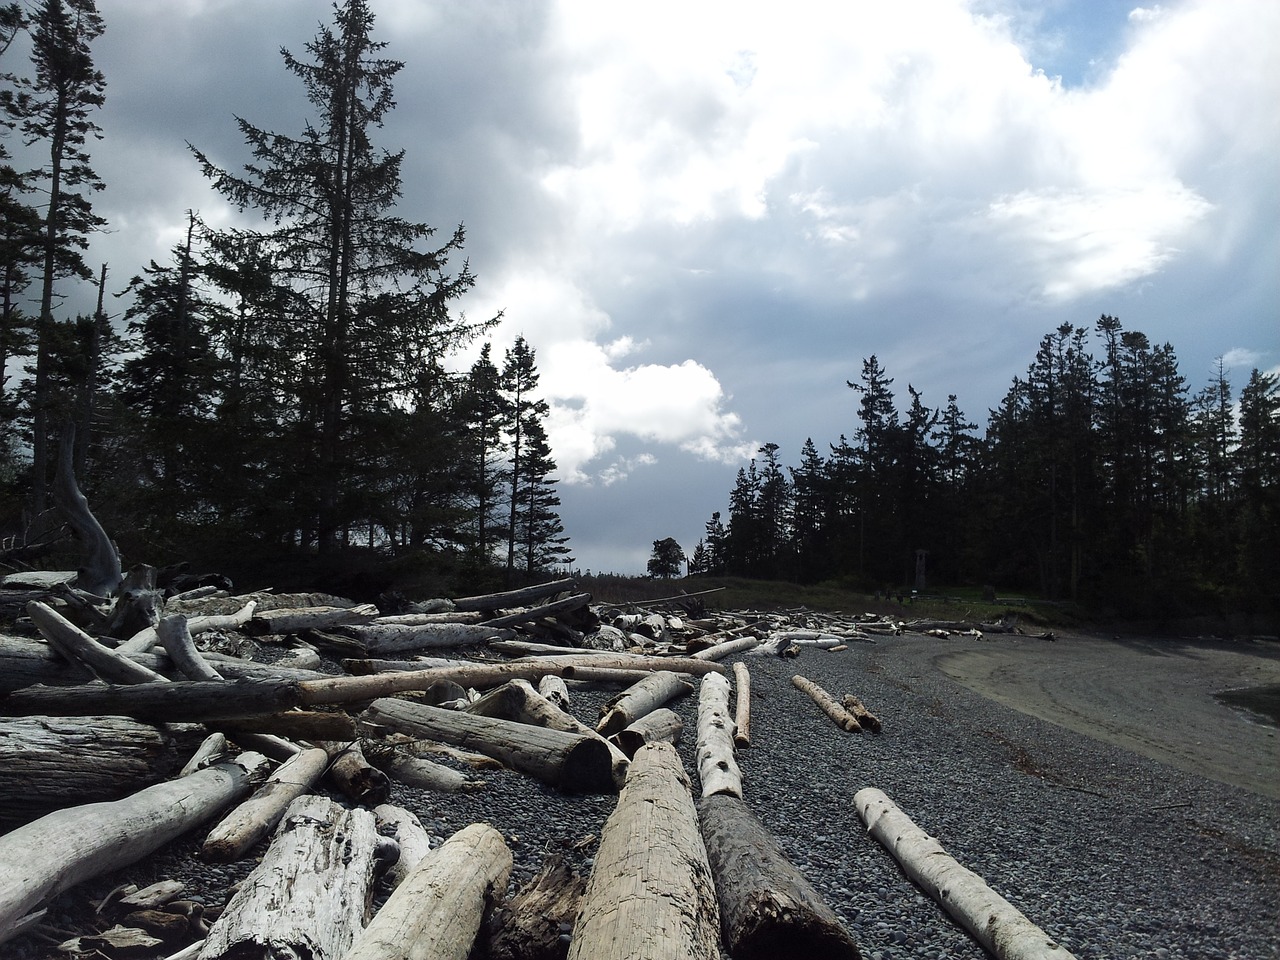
[567,741,720,960]
[596,670,695,736]
[27,600,169,684]
[466,679,630,788]
[0,751,271,945]
[609,707,683,758]
[364,697,616,793]
[0,715,204,827]
[315,739,392,806]
[214,710,357,743]
[201,747,330,862]
[53,420,122,598]
[537,672,572,710]
[791,674,862,732]
[365,742,485,793]
[373,803,434,890]
[840,694,882,733]
[696,672,743,799]
[1,677,303,721]
[118,600,257,655]
[698,793,862,960]
[854,788,1077,960]
[451,578,576,612]
[179,732,229,776]
[489,638,605,657]
[373,610,484,625]
[484,853,586,960]
[342,622,517,655]
[158,614,224,681]
[481,592,593,629]
[690,634,763,661]
[198,795,392,960]
[0,635,93,691]
[345,822,513,960]
[245,604,378,636]
[733,661,752,748]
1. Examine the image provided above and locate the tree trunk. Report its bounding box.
[345,822,512,960]
[732,661,752,748]
[854,788,1078,960]
[609,708,683,759]
[0,752,271,945]
[596,671,695,737]
[483,853,586,960]
[697,793,861,960]
[791,675,862,732]
[567,741,720,960]
[201,747,330,863]
[52,421,122,598]
[363,697,616,794]
[0,715,204,828]
[198,795,393,960]
[695,672,742,799]
[1,676,303,721]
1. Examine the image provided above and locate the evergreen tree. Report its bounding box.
[513,414,571,576]
[459,342,508,565]
[647,537,684,578]
[501,336,544,582]
[1235,368,1280,595]
[701,511,727,575]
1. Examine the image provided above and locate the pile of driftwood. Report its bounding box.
[0,569,1074,960]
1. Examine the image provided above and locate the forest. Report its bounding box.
[688,319,1280,622]
[0,0,570,595]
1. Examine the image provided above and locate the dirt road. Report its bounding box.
[933,633,1280,799]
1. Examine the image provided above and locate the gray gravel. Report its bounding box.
[9,634,1278,959]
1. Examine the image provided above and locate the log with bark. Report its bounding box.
[695,672,743,799]
[609,707,683,759]
[197,794,394,960]
[363,697,616,793]
[345,822,513,960]
[791,674,863,732]
[596,670,695,737]
[698,792,862,960]
[483,853,587,960]
[0,751,271,945]
[854,788,1077,960]
[201,746,331,862]
[0,715,205,827]
[732,661,752,748]
[567,741,720,960]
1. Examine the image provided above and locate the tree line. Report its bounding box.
[0,0,570,588]
[689,319,1279,618]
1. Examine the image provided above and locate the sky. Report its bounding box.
[18,0,1280,574]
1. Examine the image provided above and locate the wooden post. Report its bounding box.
[696,672,743,799]
[732,661,752,748]
[345,822,513,960]
[854,788,1078,960]
[698,793,861,959]
[0,752,271,945]
[567,742,720,960]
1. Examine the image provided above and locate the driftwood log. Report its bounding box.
[198,795,392,960]
[365,742,485,793]
[567,741,720,960]
[27,601,168,684]
[346,822,513,960]
[841,695,882,732]
[117,599,257,655]
[698,793,861,960]
[732,661,752,748]
[451,578,576,612]
[791,674,862,732]
[609,707,683,759]
[854,788,1077,960]
[0,751,271,945]
[373,803,434,890]
[201,747,331,863]
[364,697,616,793]
[596,670,695,736]
[480,592,593,628]
[695,672,743,799]
[315,739,392,807]
[341,622,516,656]
[690,634,763,661]
[483,853,587,960]
[158,615,223,681]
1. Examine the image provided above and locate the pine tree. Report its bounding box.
[514,414,572,576]
[647,537,684,578]
[459,342,508,565]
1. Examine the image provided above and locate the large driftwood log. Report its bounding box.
[53,420,122,598]
[609,707,683,759]
[0,636,92,691]
[246,604,377,636]
[1,676,304,721]
[373,803,434,890]
[451,578,576,612]
[733,661,752,748]
[213,710,357,743]
[567,741,720,960]
[364,697,616,793]
[0,715,203,827]
[0,752,271,945]
[696,672,743,799]
[698,793,862,960]
[791,674,862,732]
[198,795,392,960]
[690,634,763,661]
[27,600,168,684]
[854,788,1077,960]
[489,638,605,658]
[201,747,330,862]
[596,670,695,737]
[345,822,513,960]
[484,853,586,960]
[342,622,517,655]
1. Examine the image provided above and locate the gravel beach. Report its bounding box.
[8,630,1279,960]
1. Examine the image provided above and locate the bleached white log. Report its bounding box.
[596,670,695,737]
[346,622,516,655]
[537,673,572,710]
[732,661,752,748]
[609,708,683,759]
[26,601,167,684]
[158,614,224,681]
[345,822,512,960]
[791,674,862,732]
[567,742,720,960]
[201,747,330,862]
[855,788,1078,960]
[118,600,257,655]
[373,804,435,890]
[696,672,743,799]
[0,752,270,945]
[689,634,763,661]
